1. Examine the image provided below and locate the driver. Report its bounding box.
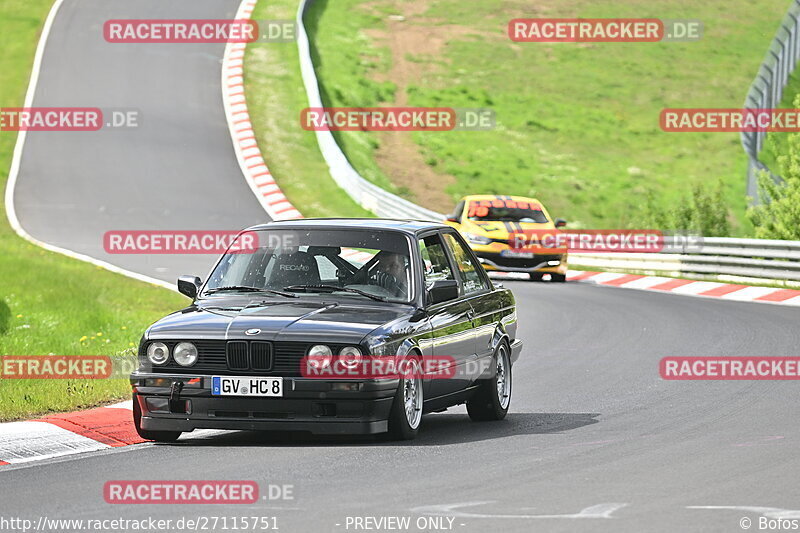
[371,252,408,297]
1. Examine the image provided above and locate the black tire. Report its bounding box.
[528,273,544,281]
[386,356,423,441]
[133,394,182,442]
[467,343,512,421]
[550,273,566,283]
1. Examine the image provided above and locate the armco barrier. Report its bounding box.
[571,237,800,284]
[294,1,800,285]
[741,0,800,200]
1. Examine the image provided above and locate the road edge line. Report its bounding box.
[2,0,175,291]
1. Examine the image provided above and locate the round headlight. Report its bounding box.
[338,346,363,368]
[173,342,198,367]
[307,344,333,368]
[146,342,170,365]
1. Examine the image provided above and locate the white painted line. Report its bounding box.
[779,295,800,306]
[617,275,672,289]
[2,0,174,292]
[670,281,725,295]
[587,272,630,284]
[720,286,779,301]
[104,401,133,411]
[411,501,628,519]
[0,421,108,464]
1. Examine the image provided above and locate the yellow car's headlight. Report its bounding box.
[465,233,492,245]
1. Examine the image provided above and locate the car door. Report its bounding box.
[417,232,476,399]
[442,231,497,383]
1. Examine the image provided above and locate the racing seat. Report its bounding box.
[267,251,321,288]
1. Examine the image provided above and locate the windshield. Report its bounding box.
[203,228,413,302]
[467,200,549,223]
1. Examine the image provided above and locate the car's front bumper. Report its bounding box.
[473,249,568,274]
[131,372,398,435]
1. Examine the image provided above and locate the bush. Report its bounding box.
[637,180,731,237]
[747,95,800,240]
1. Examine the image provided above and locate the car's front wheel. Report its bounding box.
[387,356,423,440]
[467,343,512,421]
[133,394,182,442]
[528,272,544,281]
[550,273,566,282]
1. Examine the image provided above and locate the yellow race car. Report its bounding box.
[444,195,568,282]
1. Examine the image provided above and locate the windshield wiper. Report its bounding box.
[205,286,297,298]
[283,284,388,302]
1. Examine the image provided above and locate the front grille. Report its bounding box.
[251,342,272,371]
[226,341,249,370]
[140,341,349,376]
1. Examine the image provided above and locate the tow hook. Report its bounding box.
[169,381,185,413]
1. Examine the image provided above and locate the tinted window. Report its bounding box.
[418,234,455,288]
[205,229,413,302]
[467,199,548,223]
[443,233,489,295]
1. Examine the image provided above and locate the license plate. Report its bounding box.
[500,250,534,259]
[211,376,283,397]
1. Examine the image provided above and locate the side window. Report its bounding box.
[418,235,455,287]
[444,233,489,295]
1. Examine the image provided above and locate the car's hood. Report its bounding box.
[146,298,411,344]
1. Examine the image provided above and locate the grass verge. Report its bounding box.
[270,0,790,234]
[0,0,188,421]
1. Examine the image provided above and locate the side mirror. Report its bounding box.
[555,218,567,228]
[427,279,459,305]
[177,275,202,299]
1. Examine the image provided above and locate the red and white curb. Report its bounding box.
[0,401,141,466]
[223,0,303,221]
[489,270,800,306]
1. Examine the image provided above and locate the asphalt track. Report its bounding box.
[6,1,800,532]
[11,0,269,285]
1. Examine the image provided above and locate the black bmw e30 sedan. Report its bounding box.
[131,219,523,441]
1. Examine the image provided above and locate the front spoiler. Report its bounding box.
[132,372,397,435]
[480,257,559,273]
[510,339,523,364]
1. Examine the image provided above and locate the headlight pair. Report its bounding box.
[146,342,198,367]
[308,344,362,369]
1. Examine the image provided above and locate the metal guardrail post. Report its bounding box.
[742,0,800,203]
